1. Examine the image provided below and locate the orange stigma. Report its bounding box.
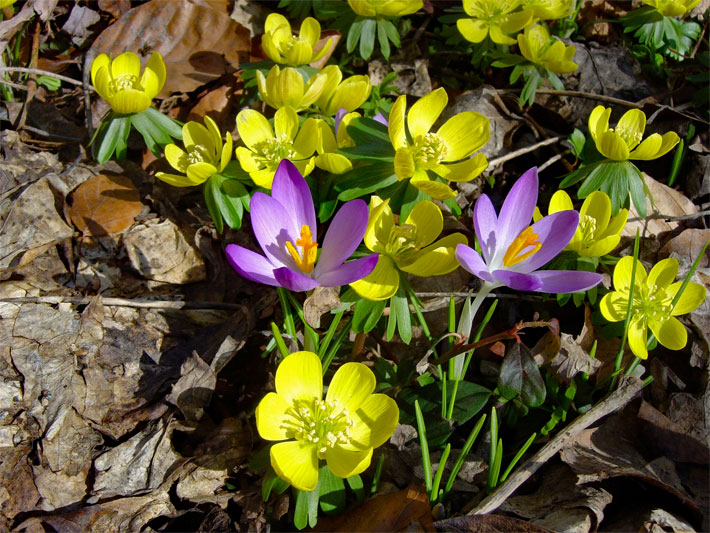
[286,225,318,273]
[503,226,542,267]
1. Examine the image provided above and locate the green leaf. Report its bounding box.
[346,474,365,503]
[567,129,586,158]
[262,468,290,501]
[347,18,365,53]
[382,17,400,46]
[204,177,224,234]
[294,485,320,530]
[628,165,648,218]
[577,160,624,199]
[319,466,346,515]
[377,18,391,60]
[352,297,386,333]
[395,182,427,222]
[360,18,377,60]
[143,106,183,139]
[520,69,541,107]
[36,75,61,91]
[96,114,131,163]
[391,284,411,344]
[131,112,171,156]
[346,116,391,145]
[335,163,398,201]
[547,71,564,91]
[492,54,526,68]
[338,144,395,162]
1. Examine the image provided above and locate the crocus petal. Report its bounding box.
[271,440,319,491]
[649,317,687,351]
[647,258,678,289]
[250,193,299,268]
[315,199,368,274]
[350,255,399,301]
[270,160,317,234]
[255,392,293,441]
[400,234,468,277]
[275,350,322,403]
[492,270,543,291]
[473,193,498,264]
[613,256,647,293]
[532,270,603,293]
[497,167,539,249]
[600,291,628,322]
[274,267,320,292]
[325,446,372,478]
[456,244,494,282]
[519,210,579,272]
[316,255,379,287]
[326,362,375,412]
[407,88,447,139]
[627,316,648,359]
[668,281,706,315]
[225,244,279,286]
[349,393,399,448]
[437,111,489,161]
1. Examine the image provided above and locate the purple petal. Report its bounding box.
[271,159,316,232]
[225,244,278,286]
[456,244,494,282]
[273,267,319,292]
[334,108,348,136]
[373,112,389,127]
[472,194,498,263]
[316,255,379,286]
[315,199,368,275]
[251,193,299,269]
[534,270,603,293]
[496,168,538,248]
[492,270,543,291]
[517,210,579,272]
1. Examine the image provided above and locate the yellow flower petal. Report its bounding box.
[394,148,415,180]
[325,446,372,479]
[588,106,609,145]
[500,10,533,34]
[628,316,649,359]
[408,88,447,140]
[236,146,262,172]
[364,196,394,252]
[275,351,323,404]
[580,191,612,234]
[549,190,574,214]
[326,362,375,412]
[404,200,443,248]
[581,234,620,257]
[220,132,233,172]
[90,54,110,86]
[315,65,343,111]
[400,233,468,276]
[457,18,489,43]
[183,121,213,153]
[654,132,680,158]
[411,171,456,199]
[111,51,141,79]
[299,17,321,47]
[489,24,517,45]
[668,281,706,315]
[350,255,399,301]
[601,209,629,240]
[349,393,399,448]
[186,162,216,184]
[437,111,489,162]
[649,317,687,351]
[647,258,678,289]
[255,392,293,441]
[204,115,222,155]
[274,106,299,140]
[144,52,166,94]
[165,143,189,173]
[110,89,151,115]
[315,153,352,174]
[251,168,277,189]
[154,172,196,187]
[293,117,318,158]
[326,76,371,115]
[600,291,629,322]
[616,109,646,151]
[271,440,319,491]
[389,95,408,150]
[265,13,291,36]
[613,256,647,293]
[285,40,312,66]
[432,154,488,182]
[628,133,662,161]
[598,131,630,161]
[261,34,284,63]
[236,110,273,150]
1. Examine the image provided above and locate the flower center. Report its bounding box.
[578,214,597,245]
[385,223,421,264]
[186,144,211,165]
[503,226,542,267]
[615,123,643,149]
[255,134,298,170]
[412,133,447,167]
[286,225,318,274]
[110,73,142,93]
[281,35,308,56]
[633,284,673,322]
[286,398,355,458]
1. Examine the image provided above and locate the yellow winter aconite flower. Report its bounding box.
[235,106,317,189]
[389,88,490,200]
[91,51,166,115]
[257,65,328,112]
[0,0,17,8]
[156,116,232,187]
[314,113,360,174]
[518,24,578,74]
[600,257,706,359]
[348,0,423,17]
[588,106,679,162]
[534,190,628,257]
[642,0,701,17]
[351,197,467,300]
[262,13,333,66]
[256,351,399,491]
[457,0,533,45]
[316,65,372,116]
[521,0,574,20]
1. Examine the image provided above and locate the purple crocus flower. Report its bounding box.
[456,167,602,294]
[226,160,378,291]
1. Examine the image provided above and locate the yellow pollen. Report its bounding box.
[503,226,542,267]
[286,225,318,273]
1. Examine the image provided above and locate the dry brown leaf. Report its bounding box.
[67,174,142,236]
[303,285,341,329]
[660,229,710,271]
[309,30,341,69]
[97,0,131,19]
[622,174,698,238]
[314,485,435,532]
[434,514,556,532]
[186,73,243,134]
[89,0,250,95]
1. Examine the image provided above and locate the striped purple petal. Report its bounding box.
[496,167,538,248]
[225,244,278,286]
[270,159,317,232]
[274,267,320,292]
[315,199,369,275]
[316,255,379,287]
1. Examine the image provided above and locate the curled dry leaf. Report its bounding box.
[303,285,341,329]
[89,0,250,95]
[67,174,143,237]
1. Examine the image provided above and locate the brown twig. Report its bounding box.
[0,296,245,310]
[487,136,564,169]
[499,88,644,108]
[0,66,91,88]
[463,376,646,515]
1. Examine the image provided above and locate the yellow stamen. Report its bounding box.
[503,226,542,267]
[286,225,318,273]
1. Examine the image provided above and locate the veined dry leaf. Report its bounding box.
[434,514,556,532]
[67,174,143,236]
[303,285,341,329]
[89,0,250,95]
[97,0,131,19]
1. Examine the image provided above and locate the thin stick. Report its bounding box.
[0,66,92,89]
[488,136,563,168]
[498,88,643,108]
[0,296,246,310]
[463,377,645,515]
